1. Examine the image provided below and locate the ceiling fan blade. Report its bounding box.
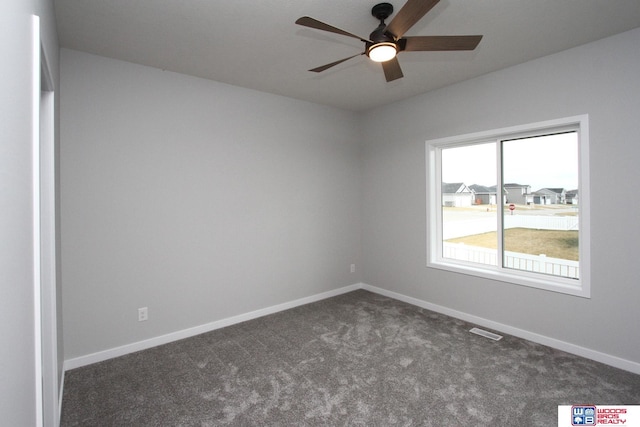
[402,35,483,51]
[385,0,440,39]
[309,53,364,73]
[296,17,371,43]
[381,57,404,82]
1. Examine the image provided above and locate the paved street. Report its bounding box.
[443,204,578,222]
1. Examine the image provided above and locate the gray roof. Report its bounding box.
[442,182,468,193]
[540,187,566,194]
[534,188,558,196]
[469,184,494,193]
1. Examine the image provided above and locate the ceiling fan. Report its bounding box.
[295,0,483,82]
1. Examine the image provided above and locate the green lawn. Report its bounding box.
[446,228,579,261]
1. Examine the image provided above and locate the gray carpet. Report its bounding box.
[60,290,640,426]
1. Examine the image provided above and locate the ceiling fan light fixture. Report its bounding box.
[296,0,484,82]
[367,42,397,62]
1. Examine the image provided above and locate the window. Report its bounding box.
[427,116,590,297]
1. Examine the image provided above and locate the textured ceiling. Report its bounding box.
[54,0,640,111]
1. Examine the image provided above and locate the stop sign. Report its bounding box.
[508,203,515,211]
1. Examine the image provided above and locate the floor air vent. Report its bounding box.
[469,327,503,341]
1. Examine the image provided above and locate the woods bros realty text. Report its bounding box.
[595,407,628,424]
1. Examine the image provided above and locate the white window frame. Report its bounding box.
[426,115,590,298]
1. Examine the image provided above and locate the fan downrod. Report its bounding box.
[371,3,394,22]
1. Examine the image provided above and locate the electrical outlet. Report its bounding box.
[138,307,148,322]
[350,264,356,273]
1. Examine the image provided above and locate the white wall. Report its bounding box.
[60,49,362,359]
[0,0,59,425]
[361,28,640,365]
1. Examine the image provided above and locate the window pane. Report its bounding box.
[441,143,497,266]
[501,132,579,279]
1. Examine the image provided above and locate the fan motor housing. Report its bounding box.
[366,24,398,61]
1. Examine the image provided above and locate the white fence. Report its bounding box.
[443,243,579,279]
[505,215,579,231]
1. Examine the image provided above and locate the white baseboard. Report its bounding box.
[58,371,64,426]
[63,283,362,371]
[63,282,640,376]
[361,283,640,375]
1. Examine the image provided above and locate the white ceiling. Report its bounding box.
[54,0,640,112]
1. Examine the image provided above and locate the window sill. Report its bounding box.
[427,258,590,298]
